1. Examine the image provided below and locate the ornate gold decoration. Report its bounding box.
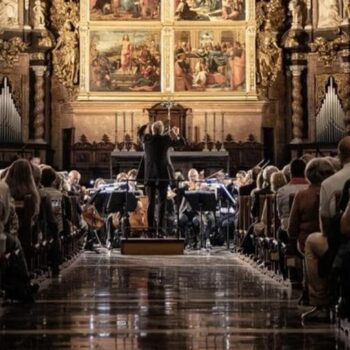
[0,37,27,67]
[309,35,349,67]
[256,0,285,97]
[38,31,54,48]
[334,72,350,135]
[283,29,300,48]
[51,0,79,97]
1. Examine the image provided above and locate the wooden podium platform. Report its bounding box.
[120,238,185,255]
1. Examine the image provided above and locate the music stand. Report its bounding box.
[184,191,216,249]
[105,191,137,239]
[216,184,236,250]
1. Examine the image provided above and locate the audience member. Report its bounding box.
[288,158,335,306]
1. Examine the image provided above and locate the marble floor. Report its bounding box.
[0,249,347,349]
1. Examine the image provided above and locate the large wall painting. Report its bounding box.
[174,29,245,92]
[90,0,160,20]
[89,30,161,92]
[174,0,245,21]
[79,0,256,100]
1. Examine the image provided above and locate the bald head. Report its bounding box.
[338,136,350,165]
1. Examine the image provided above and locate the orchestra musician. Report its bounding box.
[179,168,215,249]
[137,120,186,237]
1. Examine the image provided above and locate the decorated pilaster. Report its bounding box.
[290,65,305,143]
[32,66,47,143]
[340,51,350,135]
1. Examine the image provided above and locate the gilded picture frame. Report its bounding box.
[78,0,257,101]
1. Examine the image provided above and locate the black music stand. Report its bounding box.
[216,184,236,250]
[105,191,137,239]
[184,191,216,249]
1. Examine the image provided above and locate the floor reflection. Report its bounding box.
[0,251,347,349]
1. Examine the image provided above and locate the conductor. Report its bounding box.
[138,120,186,236]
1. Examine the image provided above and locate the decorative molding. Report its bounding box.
[0,37,27,67]
[309,33,350,67]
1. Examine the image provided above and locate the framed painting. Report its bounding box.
[90,0,161,21]
[89,30,161,92]
[174,0,245,22]
[174,29,246,92]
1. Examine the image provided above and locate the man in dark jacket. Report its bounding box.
[138,121,185,236]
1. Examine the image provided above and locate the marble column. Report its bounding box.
[340,61,350,135]
[290,65,305,144]
[32,66,46,143]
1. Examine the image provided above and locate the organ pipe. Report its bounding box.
[0,77,22,143]
[316,77,345,143]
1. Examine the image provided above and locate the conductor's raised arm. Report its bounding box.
[137,123,149,142]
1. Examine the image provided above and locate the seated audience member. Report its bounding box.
[40,167,65,276]
[271,171,287,194]
[0,181,38,301]
[300,153,314,165]
[4,159,40,223]
[288,158,335,306]
[338,192,350,318]
[302,136,350,320]
[250,165,278,221]
[276,159,308,244]
[282,164,291,183]
[256,171,287,237]
[32,165,61,276]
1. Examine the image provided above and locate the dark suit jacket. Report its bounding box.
[239,181,256,196]
[137,124,185,185]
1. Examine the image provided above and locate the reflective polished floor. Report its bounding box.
[0,250,347,349]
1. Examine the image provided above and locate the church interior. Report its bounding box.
[1,0,350,349]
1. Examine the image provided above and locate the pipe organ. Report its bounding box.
[316,77,345,143]
[0,77,22,144]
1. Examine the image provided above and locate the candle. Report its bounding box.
[123,112,126,136]
[204,112,207,139]
[131,112,134,140]
[221,112,224,143]
[213,112,216,143]
[115,112,118,143]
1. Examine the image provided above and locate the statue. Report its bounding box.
[38,31,53,47]
[317,0,341,28]
[0,0,18,28]
[342,0,350,24]
[33,0,46,29]
[288,0,303,29]
[258,32,282,94]
[53,20,79,87]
